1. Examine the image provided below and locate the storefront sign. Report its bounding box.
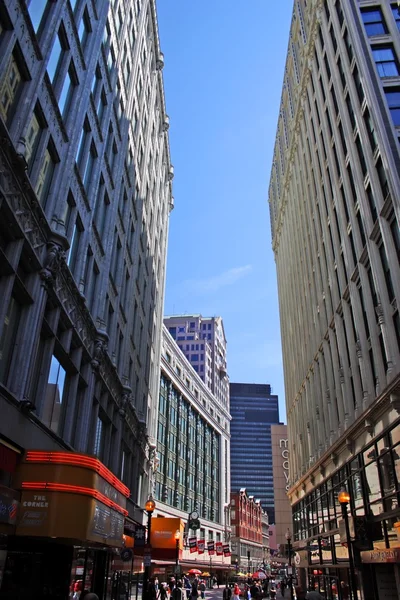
[14,450,130,548]
[150,518,184,549]
[207,540,215,555]
[216,542,223,555]
[361,548,400,563]
[279,439,290,491]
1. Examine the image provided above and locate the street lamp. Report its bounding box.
[285,529,294,600]
[175,529,180,577]
[144,496,156,600]
[338,489,357,600]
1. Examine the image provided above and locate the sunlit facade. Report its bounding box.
[269,0,400,597]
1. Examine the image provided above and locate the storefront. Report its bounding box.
[292,418,400,600]
[0,450,131,599]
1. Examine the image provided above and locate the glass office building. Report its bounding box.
[230,383,280,524]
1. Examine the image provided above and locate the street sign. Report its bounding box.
[144,546,152,567]
[287,567,293,575]
[144,554,152,567]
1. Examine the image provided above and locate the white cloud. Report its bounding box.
[182,265,253,295]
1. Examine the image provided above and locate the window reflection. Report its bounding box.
[364,461,381,503]
[42,355,66,433]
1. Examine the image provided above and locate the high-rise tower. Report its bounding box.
[229,383,279,524]
[269,0,400,594]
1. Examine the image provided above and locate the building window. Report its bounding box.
[47,29,64,83]
[35,142,56,205]
[0,295,21,384]
[0,51,24,126]
[93,415,106,459]
[67,216,83,275]
[384,88,400,125]
[373,47,399,78]
[78,9,91,49]
[361,8,387,36]
[42,355,67,434]
[58,61,77,117]
[28,0,48,33]
[391,4,400,30]
[25,107,43,172]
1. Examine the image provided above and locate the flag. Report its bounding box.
[216,542,223,556]
[223,544,231,557]
[207,541,215,555]
[198,539,205,554]
[134,525,146,547]
[189,537,198,554]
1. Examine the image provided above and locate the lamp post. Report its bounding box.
[175,529,180,578]
[247,550,251,575]
[144,495,156,600]
[285,529,294,600]
[338,489,357,600]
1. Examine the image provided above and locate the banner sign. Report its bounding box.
[189,537,198,554]
[207,541,215,555]
[198,539,205,554]
[134,524,146,547]
[216,542,223,556]
[223,544,231,557]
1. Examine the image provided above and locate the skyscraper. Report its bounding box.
[269,0,400,594]
[0,0,173,594]
[164,314,229,408]
[229,383,279,524]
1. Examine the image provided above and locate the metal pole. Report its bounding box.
[288,537,293,600]
[144,511,152,600]
[176,538,179,578]
[341,503,357,600]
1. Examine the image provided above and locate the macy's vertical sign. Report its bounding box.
[279,439,290,491]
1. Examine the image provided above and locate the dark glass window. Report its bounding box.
[385,88,400,125]
[0,295,21,384]
[361,8,387,36]
[373,46,399,78]
[0,51,24,126]
[42,354,67,434]
[392,4,400,31]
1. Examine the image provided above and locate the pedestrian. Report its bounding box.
[340,581,350,600]
[160,583,168,600]
[199,580,206,599]
[191,578,199,600]
[148,578,158,600]
[295,586,306,600]
[184,577,191,600]
[305,589,324,600]
[173,581,184,600]
[280,578,286,598]
[223,584,232,600]
[233,582,240,600]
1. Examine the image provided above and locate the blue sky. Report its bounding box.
[157,1,293,422]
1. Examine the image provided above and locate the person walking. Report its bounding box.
[295,586,307,600]
[199,581,206,599]
[173,580,185,600]
[223,584,232,600]
[184,577,191,600]
[280,578,286,598]
[233,582,240,600]
[190,578,199,600]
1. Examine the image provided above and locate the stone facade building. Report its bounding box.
[269,1,400,597]
[151,325,231,577]
[0,0,173,596]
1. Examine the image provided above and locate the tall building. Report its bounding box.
[0,0,173,596]
[153,325,231,578]
[269,1,400,597]
[163,314,229,408]
[230,383,279,524]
